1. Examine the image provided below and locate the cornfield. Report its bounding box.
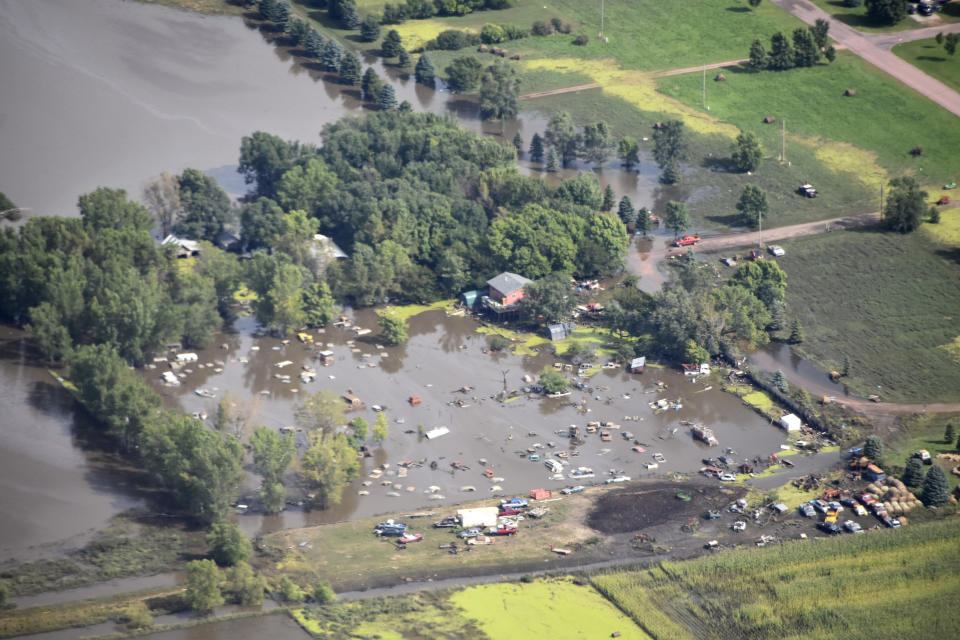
[592,519,960,640]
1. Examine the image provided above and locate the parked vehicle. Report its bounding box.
[488,524,518,536]
[673,235,702,247]
[605,475,631,484]
[843,520,864,534]
[433,516,459,528]
[812,499,830,513]
[731,521,746,531]
[798,184,818,198]
[500,498,528,509]
[914,449,932,465]
[824,509,839,525]
[561,485,585,495]
[544,459,563,474]
[467,534,494,545]
[818,521,841,535]
[857,493,876,507]
[854,504,868,517]
[374,520,407,536]
[768,245,785,257]
[458,528,483,539]
[498,507,521,516]
[398,533,423,543]
[799,503,816,518]
[719,473,737,482]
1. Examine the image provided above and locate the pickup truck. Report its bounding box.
[488,525,518,536]
[673,235,701,247]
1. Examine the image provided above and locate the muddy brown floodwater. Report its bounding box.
[150,308,792,540]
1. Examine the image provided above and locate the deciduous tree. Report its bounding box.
[185,559,223,614]
[736,185,769,228]
[206,522,252,567]
[300,431,358,509]
[544,111,579,166]
[664,201,690,238]
[539,368,568,394]
[379,312,408,344]
[142,172,181,237]
[444,56,483,93]
[884,176,926,233]
[373,411,389,443]
[618,136,640,168]
[652,121,687,184]
[732,130,762,173]
[522,272,575,325]
[865,0,907,26]
[479,61,520,123]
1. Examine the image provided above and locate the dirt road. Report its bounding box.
[867,21,960,50]
[772,0,960,117]
[519,83,601,100]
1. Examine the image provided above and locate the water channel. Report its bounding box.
[0,1,833,636]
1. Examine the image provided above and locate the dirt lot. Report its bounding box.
[588,480,743,534]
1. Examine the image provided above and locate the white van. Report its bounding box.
[544,459,563,474]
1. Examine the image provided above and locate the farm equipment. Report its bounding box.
[798,184,818,198]
[937,195,950,205]
[944,181,957,190]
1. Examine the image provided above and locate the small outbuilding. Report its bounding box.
[458,507,498,528]
[864,464,886,482]
[546,322,577,341]
[630,356,646,373]
[529,488,552,500]
[779,413,802,432]
[425,426,450,440]
[409,395,422,406]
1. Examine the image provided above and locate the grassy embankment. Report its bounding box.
[886,411,960,491]
[593,517,960,640]
[894,37,960,94]
[259,492,604,590]
[766,208,960,404]
[807,0,960,33]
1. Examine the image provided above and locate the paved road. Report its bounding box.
[866,20,960,50]
[772,0,960,117]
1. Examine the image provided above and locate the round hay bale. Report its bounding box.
[498,49,508,57]
[891,501,902,514]
[866,483,879,494]
[890,478,905,490]
[764,115,775,124]
[844,89,856,97]
[884,501,893,513]
[714,73,726,82]
[510,53,521,60]
[478,45,488,53]
[898,515,908,526]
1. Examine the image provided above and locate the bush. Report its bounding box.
[844,0,863,6]
[501,24,528,41]
[531,20,554,36]
[550,17,563,32]
[431,29,479,50]
[118,602,154,630]
[489,335,511,351]
[520,573,534,583]
[481,23,505,44]
[573,34,589,46]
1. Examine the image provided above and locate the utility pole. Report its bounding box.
[600,0,604,38]
[780,119,786,164]
[879,184,884,223]
[702,64,706,110]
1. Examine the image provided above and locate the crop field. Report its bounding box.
[770,223,960,403]
[592,518,960,640]
[656,51,960,187]
[893,38,960,94]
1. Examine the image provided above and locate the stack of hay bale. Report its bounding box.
[864,477,923,515]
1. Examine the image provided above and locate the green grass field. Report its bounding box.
[656,51,960,187]
[592,518,960,640]
[893,37,960,94]
[771,222,960,403]
[886,412,960,491]
[808,0,960,33]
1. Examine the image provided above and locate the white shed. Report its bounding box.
[457,507,498,528]
[425,426,450,440]
[779,413,802,432]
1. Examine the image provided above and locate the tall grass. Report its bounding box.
[593,519,960,640]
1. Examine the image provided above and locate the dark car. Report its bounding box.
[817,522,841,535]
[457,527,482,539]
[433,516,459,528]
[919,2,934,14]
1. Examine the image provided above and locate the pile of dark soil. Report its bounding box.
[587,480,742,534]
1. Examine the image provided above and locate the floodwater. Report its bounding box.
[0,327,147,561]
[0,0,664,219]
[151,308,791,537]
[143,613,309,640]
[747,342,856,400]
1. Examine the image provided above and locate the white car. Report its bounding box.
[843,520,864,534]
[719,473,737,482]
[768,245,785,257]
[605,475,631,484]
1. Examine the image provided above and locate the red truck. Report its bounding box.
[488,524,518,536]
[673,235,701,247]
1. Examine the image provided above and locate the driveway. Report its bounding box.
[772,0,960,117]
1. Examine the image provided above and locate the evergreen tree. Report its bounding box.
[842,355,850,377]
[788,319,805,344]
[321,39,344,71]
[863,435,883,460]
[338,51,361,85]
[824,45,837,62]
[340,1,360,29]
[362,67,384,102]
[635,207,651,236]
[545,147,559,172]
[360,14,381,42]
[397,47,411,68]
[415,54,435,87]
[748,39,768,71]
[902,457,924,488]
[529,133,544,162]
[603,184,616,211]
[382,29,403,58]
[512,132,524,154]
[769,32,795,70]
[811,18,830,50]
[946,423,956,445]
[379,84,398,110]
[618,136,640,169]
[305,30,325,59]
[617,196,635,225]
[772,369,788,393]
[920,465,950,506]
[792,28,819,67]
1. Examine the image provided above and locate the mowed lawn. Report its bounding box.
[593,519,960,640]
[772,218,960,403]
[808,0,960,33]
[893,37,960,94]
[656,52,960,186]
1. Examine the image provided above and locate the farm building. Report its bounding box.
[779,414,802,432]
[864,464,886,482]
[482,272,531,314]
[529,488,552,500]
[546,322,577,341]
[161,234,201,258]
[458,507,498,528]
[459,290,481,308]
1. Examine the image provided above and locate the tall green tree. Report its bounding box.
[245,253,305,333]
[603,184,616,212]
[732,130,762,173]
[636,207,651,236]
[920,465,951,506]
[884,176,926,233]
[736,185,769,228]
[664,201,690,238]
[444,56,484,93]
[297,389,346,435]
[275,158,336,214]
[250,426,295,485]
[769,32,795,70]
[379,313,408,345]
[362,67,384,102]
[945,423,955,445]
[381,29,403,58]
[792,28,820,67]
[360,14,381,41]
[512,132,524,154]
[142,172,181,238]
[902,457,924,488]
[545,147,559,172]
[864,435,883,460]
[521,272,576,325]
[811,18,830,50]
[79,187,153,233]
[618,136,640,169]
[304,30,325,59]
[379,84,398,110]
[321,38,344,71]
[339,51,361,85]
[539,368,569,394]
[206,522,252,567]
[545,111,580,166]
[581,121,612,166]
[617,196,635,225]
[302,281,336,327]
[529,133,544,163]
[185,559,224,614]
[415,54,436,86]
[238,132,308,199]
[788,318,805,344]
[652,121,687,184]
[373,412,389,443]
[730,259,787,308]
[865,0,907,26]
[479,61,520,123]
[175,168,232,241]
[748,39,768,71]
[26,302,73,363]
[397,47,411,67]
[300,431,359,509]
[228,562,266,607]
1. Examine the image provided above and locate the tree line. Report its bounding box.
[748,19,836,72]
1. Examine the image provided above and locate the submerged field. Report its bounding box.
[770,209,960,403]
[593,518,960,640]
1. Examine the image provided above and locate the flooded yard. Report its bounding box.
[150,308,792,536]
